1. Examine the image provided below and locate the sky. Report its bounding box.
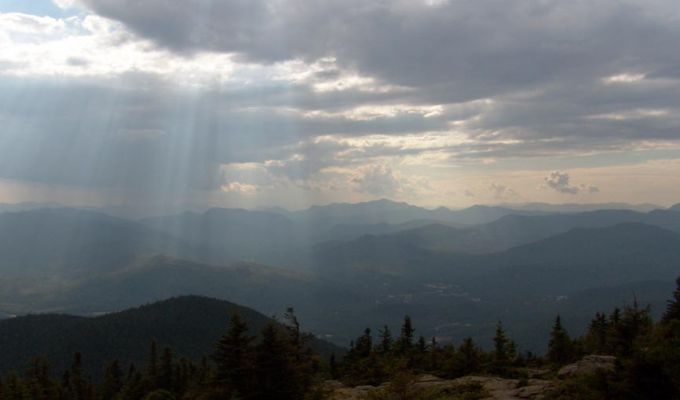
[1,0,680,210]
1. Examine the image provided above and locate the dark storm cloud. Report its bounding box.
[76,1,680,154]
[81,0,680,90]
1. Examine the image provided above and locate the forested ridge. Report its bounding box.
[1,277,679,399]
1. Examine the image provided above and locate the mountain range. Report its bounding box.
[0,199,679,351]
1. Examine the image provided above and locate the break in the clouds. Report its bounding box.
[0,0,680,208]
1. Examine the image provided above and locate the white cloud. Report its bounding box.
[603,73,646,84]
[490,183,518,200]
[53,0,76,9]
[352,165,403,196]
[221,182,259,194]
[543,171,599,195]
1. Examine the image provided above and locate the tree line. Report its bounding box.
[1,279,680,399]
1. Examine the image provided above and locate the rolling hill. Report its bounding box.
[57,256,367,316]
[0,296,340,377]
[313,208,680,257]
[310,222,680,286]
[0,256,370,345]
[141,200,546,267]
[142,208,307,265]
[0,209,195,278]
[284,199,544,227]
[305,223,680,349]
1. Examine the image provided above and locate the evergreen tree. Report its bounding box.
[195,357,210,387]
[586,312,609,354]
[26,357,59,400]
[65,352,88,400]
[492,321,511,373]
[100,360,123,400]
[345,328,385,385]
[662,276,680,323]
[377,325,393,354]
[417,336,427,353]
[146,341,159,390]
[395,316,414,355]
[354,328,373,358]
[3,372,29,400]
[453,338,480,377]
[254,323,300,400]
[283,307,302,358]
[329,353,339,379]
[547,315,573,365]
[212,313,254,396]
[159,348,174,391]
[119,366,147,400]
[616,299,652,356]
[283,307,318,387]
[427,337,441,371]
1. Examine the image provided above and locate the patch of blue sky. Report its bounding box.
[0,0,81,17]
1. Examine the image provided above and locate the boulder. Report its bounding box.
[557,355,616,379]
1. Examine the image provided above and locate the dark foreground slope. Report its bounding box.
[0,296,339,376]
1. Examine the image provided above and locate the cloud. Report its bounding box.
[490,183,518,200]
[67,1,680,158]
[352,165,404,196]
[221,182,259,194]
[2,1,680,207]
[53,0,76,9]
[78,1,680,89]
[543,171,599,195]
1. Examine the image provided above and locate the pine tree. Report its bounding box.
[662,276,680,323]
[613,299,652,357]
[101,360,123,400]
[417,336,427,353]
[548,315,573,365]
[455,338,480,377]
[427,337,441,371]
[160,348,174,391]
[4,372,29,400]
[354,328,373,358]
[119,364,146,400]
[329,353,339,379]
[65,352,88,400]
[26,357,58,400]
[212,313,254,396]
[283,307,302,357]
[283,307,318,387]
[254,323,300,400]
[146,341,159,390]
[586,312,609,354]
[396,316,414,355]
[378,325,393,354]
[492,321,511,374]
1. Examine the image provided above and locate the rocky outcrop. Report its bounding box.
[325,355,620,399]
[557,355,616,379]
[325,375,553,400]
